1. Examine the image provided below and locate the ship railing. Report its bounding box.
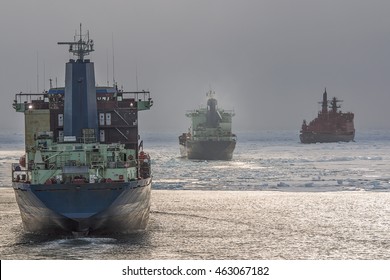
[91,161,106,168]
[121,91,153,110]
[13,92,49,111]
[106,161,137,169]
[185,108,235,115]
[90,160,137,169]
[13,91,151,111]
[120,90,151,101]
[11,163,30,183]
[57,135,97,144]
[81,135,97,144]
[192,135,236,141]
[13,92,47,103]
[219,109,235,116]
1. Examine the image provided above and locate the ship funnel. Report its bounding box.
[59,25,98,141]
[206,98,218,127]
[206,91,222,127]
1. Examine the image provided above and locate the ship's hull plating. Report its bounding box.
[12,179,151,234]
[183,140,236,160]
[300,131,355,144]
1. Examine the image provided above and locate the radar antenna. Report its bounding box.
[57,23,94,61]
[330,96,342,113]
[206,89,216,99]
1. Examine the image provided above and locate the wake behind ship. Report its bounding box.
[300,89,355,144]
[11,26,153,235]
[179,91,236,160]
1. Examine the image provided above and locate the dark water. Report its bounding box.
[1,188,390,260]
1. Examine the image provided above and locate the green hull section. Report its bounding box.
[179,90,236,160]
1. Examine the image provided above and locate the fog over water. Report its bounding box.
[1,0,390,134]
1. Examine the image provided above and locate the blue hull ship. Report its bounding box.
[13,179,151,234]
[11,25,153,235]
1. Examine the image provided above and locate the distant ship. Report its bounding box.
[179,91,236,160]
[11,26,153,235]
[300,89,355,143]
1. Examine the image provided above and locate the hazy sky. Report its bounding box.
[1,0,390,134]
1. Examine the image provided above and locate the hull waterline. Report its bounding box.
[12,179,151,234]
[300,131,355,144]
[185,140,236,160]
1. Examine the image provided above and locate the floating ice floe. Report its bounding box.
[312,176,322,181]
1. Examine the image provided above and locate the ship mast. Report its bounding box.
[321,88,328,114]
[57,24,98,141]
[330,97,342,113]
[57,23,94,61]
[320,88,343,114]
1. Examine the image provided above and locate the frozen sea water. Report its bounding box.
[146,129,390,192]
[1,130,390,260]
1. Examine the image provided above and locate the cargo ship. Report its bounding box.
[179,91,236,160]
[300,89,355,143]
[11,26,153,235]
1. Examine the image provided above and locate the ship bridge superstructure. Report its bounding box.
[185,90,235,142]
[12,27,153,186]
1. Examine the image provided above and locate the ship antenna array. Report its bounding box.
[57,24,94,61]
[206,89,215,99]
